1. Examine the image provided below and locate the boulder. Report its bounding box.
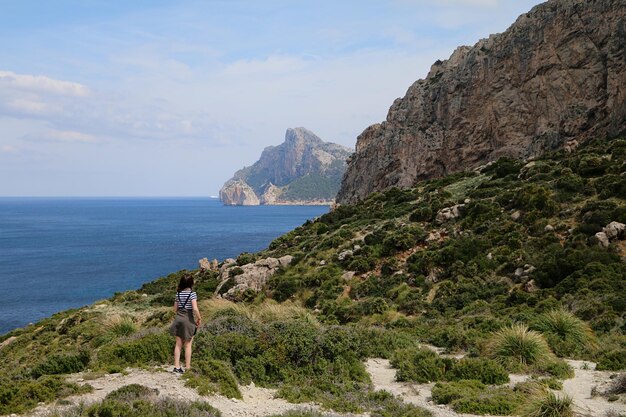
[524,280,538,293]
[603,221,626,240]
[595,232,610,248]
[426,231,441,243]
[435,204,464,224]
[216,255,293,301]
[338,250,353,261]
[278,255,293,267]
[199,258,211,270]
[342,271,355,281]
[256,257,280,269]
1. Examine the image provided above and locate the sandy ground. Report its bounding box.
[366,358,480,417]
[365,358,626,417]
[26,367,325,417]
[20,359,626,417]
[562,360,626,417]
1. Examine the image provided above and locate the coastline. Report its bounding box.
[221,200,334,206]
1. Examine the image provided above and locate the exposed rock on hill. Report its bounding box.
[337,0,626,204]
[214,255,293,301]
[219,179,260,206]
[220,128,352,205]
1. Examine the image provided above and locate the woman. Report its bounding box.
[169,274,202,373]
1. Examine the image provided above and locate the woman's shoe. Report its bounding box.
[173,367,184,374]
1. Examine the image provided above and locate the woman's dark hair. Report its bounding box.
[177,274,194,292]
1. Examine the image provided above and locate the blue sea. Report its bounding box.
[0,197,328,335]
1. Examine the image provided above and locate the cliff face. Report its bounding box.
[337,0,626,204]
[220,128,352,205]
[219,179,260,206]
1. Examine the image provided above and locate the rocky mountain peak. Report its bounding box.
[284,127,324,146]
[220,128,352,205]
[337,0,626,204]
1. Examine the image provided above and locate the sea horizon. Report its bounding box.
[0,197,328,334]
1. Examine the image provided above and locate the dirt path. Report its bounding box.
[27,367,325,417]
[562,360,626,416]
[365,358,626,417]
[365,358,473,417]
[24,359,625,417]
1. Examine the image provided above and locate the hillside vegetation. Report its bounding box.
[0,136,624,416]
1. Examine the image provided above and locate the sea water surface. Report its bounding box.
[0,197,328,334]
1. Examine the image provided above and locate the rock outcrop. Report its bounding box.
[220,128,352,205]
[215,255,293,301]
[219,179,260,206]
[337,0,626,204]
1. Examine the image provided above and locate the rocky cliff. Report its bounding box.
[337,0,626,204]
[219,179,260,206]
[220,127,352,205]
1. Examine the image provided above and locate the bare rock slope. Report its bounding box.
[337,0,626,204]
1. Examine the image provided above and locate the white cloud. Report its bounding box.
[22,130,99,144]
[48,130,98,143]
[0,70,89,97]
[7,98,60,116]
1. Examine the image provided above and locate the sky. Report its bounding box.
[0,0,541,196]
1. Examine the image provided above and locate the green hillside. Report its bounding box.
[1,136,624,416]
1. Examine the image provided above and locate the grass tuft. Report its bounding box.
[533,309,597,356]
[520,390,574,417]
[488,324,553,369]
[103,314,138,337]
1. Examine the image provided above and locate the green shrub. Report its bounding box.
[237,252,257,265]
[448,358,509,385]
[425,324,470,352]
[97,332,173,368]
[391,348,453,383]
[359,297,390,316]
[233,356,267,385]
[532,309,596,357]
[104,384,158,402]
[0,375,92,415]
[31,351,90,378]
[488,324,553,369]
[356,328,419,359]
[347,256,377,273]
[511,185,559,216]
[483,157,524,178]
[50,392,222,417]
[595,348,626,371]
[204,333,257,364]
[556,173,586,195]
[362,389,432,417]
[534,359,574,379]
[432,380,523,415]
[381,226,426,255]
[184,359,242,399]
[576,154,610,177]
[431,379,484,404]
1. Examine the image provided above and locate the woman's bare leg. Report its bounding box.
[183,338,193,369]
[174,336,183,368]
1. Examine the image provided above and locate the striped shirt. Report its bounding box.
[175,290,197,310]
